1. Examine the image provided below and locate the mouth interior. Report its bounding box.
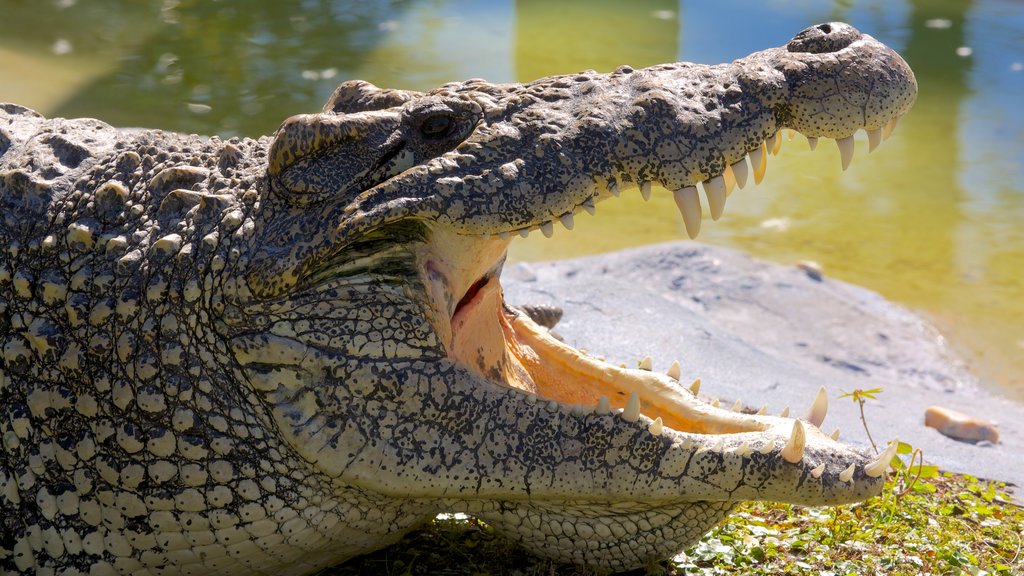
[439,116,908,439]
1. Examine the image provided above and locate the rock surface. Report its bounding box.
[503,242,1023,495]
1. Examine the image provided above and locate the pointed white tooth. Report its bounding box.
[648,417,664,436]
[498,231,510,240]
[622,392,641,423]
[711,437,725,452]
[751,141,768,184]
[806,386,828,428]
[596,396,610,415]
[722,163,736,196]
[836,136,855,171]
[672,186,702,239]
[547,400,559,412]
[780,420,806,464]
[540,221,554,238]
[639,182,652,201]
[779,406,790,418]
[689,378,701,396]
[867,127,882,152]
[810,462,826,479]
[786,129,796,141]
[711,398,720,408]
[570,404,584,416]
[734,441,751,457]
[759,438,776,455]
[702,175,727,221]
[608,181,620,197]
[882,116,899,140]
[864,439,899,478]
[756,405,768,415]
[806,136,818,150]
[839,463,856,483]
[830,428,841,441]
[731,158,748,189]
[666,360,681,380]
[518,228,530,238]
[771,131,783,155]
[638,356,652,371]
[582,197,596,215]
[681,438,694,451]
[559,213,575,230]
[731,399,743,412]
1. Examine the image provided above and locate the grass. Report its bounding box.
[324,471,1022,575]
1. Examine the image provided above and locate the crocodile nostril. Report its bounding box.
[786,22,859,54]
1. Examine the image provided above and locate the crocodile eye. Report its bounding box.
[419,114,452,138]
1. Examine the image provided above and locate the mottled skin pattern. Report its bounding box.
[0,23,915,575]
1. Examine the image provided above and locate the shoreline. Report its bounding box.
[502,242,1023,496]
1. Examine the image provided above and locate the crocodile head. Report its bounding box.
[232,22,915,571]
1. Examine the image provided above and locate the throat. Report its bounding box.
[450,275,537,393]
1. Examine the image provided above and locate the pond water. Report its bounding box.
[2,0,1022,401]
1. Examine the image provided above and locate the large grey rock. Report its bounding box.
[503,242,1023,493]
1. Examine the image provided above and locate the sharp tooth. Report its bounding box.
[864,439,899,478]
[540,221,554,238]
[582,197,596,215]
[734,441,751,457]
[672,186,702,239]
[639,182,652,201]
[830,428,841,441]
[836,136,855,171]
[648,417,664,436]
[571,403,584,416]
[711,398,720,408]
[810,462,826,479]
[771,131,783,155]
[756,405,767,415]
[786,129,796,140]
[711,438,724,452]
[759,438,776,454]
[702,175,727,221]
[807,136,818,150]
[731,158,748,189]
[622,392,641,423]
[779,406,790,418]
[638,356,652,371]
[780,420,806,464]
[559,213,575,230]
[518,228,530,238]
[547,400,559,412]
[498,231,510,240]
[666,360,681,380]
[867,127,882,152]
[839,463,856,482]
[751,141,768,184]
[596,396,610,415]
[608,181,621,197]
[689,378,701,395]
[722,163,736,196]
[806,386,828,427]
[882,116,899,140]
[731,399,743,412]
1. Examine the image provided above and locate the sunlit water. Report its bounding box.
[2,0,1022,400]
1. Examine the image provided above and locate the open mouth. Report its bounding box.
[431,123,906,483]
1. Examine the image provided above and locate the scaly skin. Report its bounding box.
[0,23,915,574]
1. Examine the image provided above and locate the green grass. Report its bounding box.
[324,472,1022,575]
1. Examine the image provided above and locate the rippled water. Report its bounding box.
[2,0,1022,400]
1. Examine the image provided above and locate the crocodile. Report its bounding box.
[0,22,915,575]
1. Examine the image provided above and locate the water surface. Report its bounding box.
[2,0,1021,400]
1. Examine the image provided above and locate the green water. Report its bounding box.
[2,0,1022,400]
